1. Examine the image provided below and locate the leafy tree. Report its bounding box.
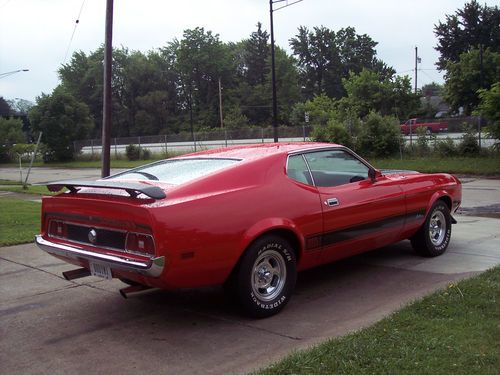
[339,69,419,120]
[421,82,444,97]
[444,48,500,114]
[6,98,34,115]
[290,26,387,99]
[29,87,94,161]
[0,97,12,116]
[0,117,27,162]
[0,117,25,144]
[176,27,236,130]
[476,81,500,145]
[435,1,500,70]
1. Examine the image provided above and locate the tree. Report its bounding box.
[0,117,26,162]
[421,82,444,97]
[339,69,419,120]
[176,27,236,129]
[6,98,34,115]
[290,26,386,99]
[29,87,94,161]
[476,81,500,145]
[444,48,500,114]
[0,97,12,116]
[435,1,500,70]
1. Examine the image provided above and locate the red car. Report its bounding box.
[35,143,462,318]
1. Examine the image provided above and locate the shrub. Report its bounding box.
[434,137,457,157]
[126,144,141,161]
[141,148,151,160]
[414,127,430,156]
[458,125,480,156]
[311,120,354,149]
[357,112,400,157]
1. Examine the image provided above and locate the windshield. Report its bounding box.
[109,158,241,185]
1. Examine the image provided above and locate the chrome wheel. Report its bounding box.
[251,250,287,302]
[429,210,446,246]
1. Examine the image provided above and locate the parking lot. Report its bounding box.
[1,170,499,374]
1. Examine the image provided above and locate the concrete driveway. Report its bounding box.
[1,169,500,374]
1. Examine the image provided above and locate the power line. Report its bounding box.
[63,0,87,63]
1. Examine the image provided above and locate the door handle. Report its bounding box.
[324,198,339,207]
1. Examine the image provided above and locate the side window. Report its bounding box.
[287,155,313,185]
[303,150,369,187]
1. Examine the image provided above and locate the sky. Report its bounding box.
[0,0,495,103]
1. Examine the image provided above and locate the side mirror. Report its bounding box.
[368,168,382,182]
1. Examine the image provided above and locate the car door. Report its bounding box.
[302,148,407,264]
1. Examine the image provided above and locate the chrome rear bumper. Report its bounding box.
[35,235,164,277]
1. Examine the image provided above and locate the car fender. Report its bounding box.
[426,190,453,216]
[239,217,305,258]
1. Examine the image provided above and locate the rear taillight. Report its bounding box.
[125,232,155,256]
[48,220,67,238]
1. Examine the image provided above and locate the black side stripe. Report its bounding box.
[305,209,426,251]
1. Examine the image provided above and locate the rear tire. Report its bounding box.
[233,235,297,318]
[411,200,451,257]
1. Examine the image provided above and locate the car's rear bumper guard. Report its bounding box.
[35,235,164,277]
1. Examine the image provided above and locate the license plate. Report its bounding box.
[89,262,112,279]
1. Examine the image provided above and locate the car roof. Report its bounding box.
[176,142,339,161]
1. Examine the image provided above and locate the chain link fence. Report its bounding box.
[74,117,494,157]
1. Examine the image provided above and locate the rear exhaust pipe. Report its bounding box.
[63,268,91,280]
[119,284,153,299]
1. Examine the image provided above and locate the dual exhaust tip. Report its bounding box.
[62,267,152,298]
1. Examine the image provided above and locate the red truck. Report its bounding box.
[400,118,448,135]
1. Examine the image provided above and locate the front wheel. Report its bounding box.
[234,235,297,318]
[411,200,451,257]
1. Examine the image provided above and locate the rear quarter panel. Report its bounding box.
[148,153,324,288]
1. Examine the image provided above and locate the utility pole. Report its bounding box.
[218,77,224,128]
[478,44,484,148]
[414,46,419,94]
[269,0,303,143]
[269,0,279,142]
[101,0,113,178]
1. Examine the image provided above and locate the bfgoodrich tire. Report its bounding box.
[235,235,297,318]
[411,200,452,257]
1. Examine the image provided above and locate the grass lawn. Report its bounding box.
[0,184,62,195]
[258,266,500,375]
[0,198,41,246]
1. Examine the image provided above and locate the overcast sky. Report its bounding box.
[0,0,494,103]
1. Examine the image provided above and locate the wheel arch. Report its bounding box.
[225,220,303,284]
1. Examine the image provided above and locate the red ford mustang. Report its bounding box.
[35,143,462,317]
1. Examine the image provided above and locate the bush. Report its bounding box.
[141,148,151,160]
[126,144,141,160]
[458,125,480,156]
[434,137,457,157]
[310,120,354,148]
[357,112,401,157]
[414,127,430,156]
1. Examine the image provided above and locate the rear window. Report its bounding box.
[109,158,240,185]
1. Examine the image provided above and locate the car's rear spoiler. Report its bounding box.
[44,180,166,199]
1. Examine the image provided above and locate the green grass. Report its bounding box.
[369,156,500,175]
[258,267,500,375]
[0,184,61,195]
[0,198,41,246]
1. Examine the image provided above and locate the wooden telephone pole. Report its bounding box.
[101,0,113,178]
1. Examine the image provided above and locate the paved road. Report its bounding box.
[1,169,500,374]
